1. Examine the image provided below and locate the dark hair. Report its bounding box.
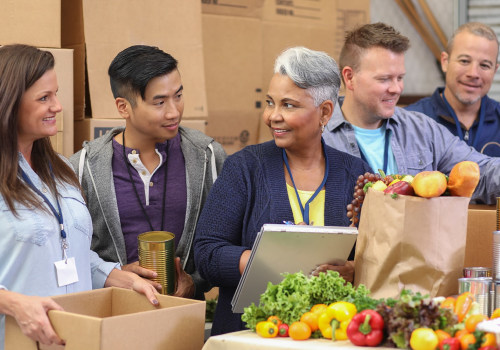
[0,44,80,215]
[339,22,410,79]
[108,45,178,106]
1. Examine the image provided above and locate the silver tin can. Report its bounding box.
[494,231,500,281]
[458,277,493,317]
[494,281,500,313]
[463,267,492,278]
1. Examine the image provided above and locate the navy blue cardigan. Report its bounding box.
[194,140,371,336]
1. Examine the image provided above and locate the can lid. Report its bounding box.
[138,231,175,243]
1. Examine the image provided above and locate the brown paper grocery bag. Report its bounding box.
[354,190,470,299]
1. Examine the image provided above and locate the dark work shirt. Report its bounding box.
[112,134,187,263]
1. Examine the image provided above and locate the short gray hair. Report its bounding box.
[447,22,499,58]
[274,46,341,106]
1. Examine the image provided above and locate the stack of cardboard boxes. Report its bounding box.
[201,0,370,153]
[71,0,209,151]
[0,0,75,157]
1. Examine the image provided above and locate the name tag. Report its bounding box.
[54,257,79,287]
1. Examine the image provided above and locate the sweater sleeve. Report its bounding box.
[194,154,252,288]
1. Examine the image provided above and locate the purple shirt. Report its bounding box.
[112,134,187,263]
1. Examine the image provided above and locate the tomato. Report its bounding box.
[300,311,319,332]
[435,329,451,346]
[267,315,282,327]
[410,328,439,350]
[465,314,488,332]
[459,333,476,350]
[256,321,278,338]
[289,321,312,341]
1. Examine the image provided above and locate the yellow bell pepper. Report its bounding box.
[318,301,357,340]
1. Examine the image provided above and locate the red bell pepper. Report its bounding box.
[439,337,460,350]
[346,309,384,347]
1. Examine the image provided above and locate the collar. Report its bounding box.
[326,96,399,132]
[433,86,498,124]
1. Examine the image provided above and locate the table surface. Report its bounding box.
[203,330,396,350]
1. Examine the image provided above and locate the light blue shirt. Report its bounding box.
[322,97,500,205]
[0,154,118,349]
[352,124,398,175]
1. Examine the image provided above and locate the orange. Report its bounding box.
[465,314,488,332]
[310,304,327,315]
[459,333,476,350]
[300,311,319,332]
[435,329,451,346]
[289,321,312,341]
[440,297,456,310]
[454,329,469,340]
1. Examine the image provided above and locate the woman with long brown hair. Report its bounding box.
[0,44,159,349]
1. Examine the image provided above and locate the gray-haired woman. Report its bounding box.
[194,46,372,336]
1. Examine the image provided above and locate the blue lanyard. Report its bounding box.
[442,90,486,150]
[282,139,329,225]
[20,167,66,241]
[358,128,391,174]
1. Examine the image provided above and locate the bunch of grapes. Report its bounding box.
[346,172,394,226]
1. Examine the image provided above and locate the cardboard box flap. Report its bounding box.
[101,300,205,349]
[110,287,204,316]
[44,311,102,350]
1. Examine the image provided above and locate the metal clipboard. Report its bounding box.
[231,224,358,313]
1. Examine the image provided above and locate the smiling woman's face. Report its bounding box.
[17,69,61,149]
[263,73,325,152]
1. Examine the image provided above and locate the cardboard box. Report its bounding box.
[201,0,370,151]
[465,206,497,268]
[74,118,207,152]
[81,0,207,120]
[61,0,86,121]
[202,14,262,154]
[5,287,205,350]
[49,112,64,153]
[0,0,61,48]
[201,0,264,18]
[41,48,74,158]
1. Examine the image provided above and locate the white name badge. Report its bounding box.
[54,257,79,287]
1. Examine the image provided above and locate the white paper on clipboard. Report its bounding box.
[231,224,358,313]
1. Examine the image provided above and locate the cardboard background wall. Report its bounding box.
[201,0,369,153]
[81,0,208,120]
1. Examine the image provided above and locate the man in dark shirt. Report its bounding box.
[406,22,500,157]
[70,45,226,299]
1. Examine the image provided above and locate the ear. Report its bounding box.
[115,97,131,120]
[440,51,449,74]
[342,66,355,91]
[319,99,334,126]
[495,62,499,75]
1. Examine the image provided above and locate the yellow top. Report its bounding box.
[286,183,325,226]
